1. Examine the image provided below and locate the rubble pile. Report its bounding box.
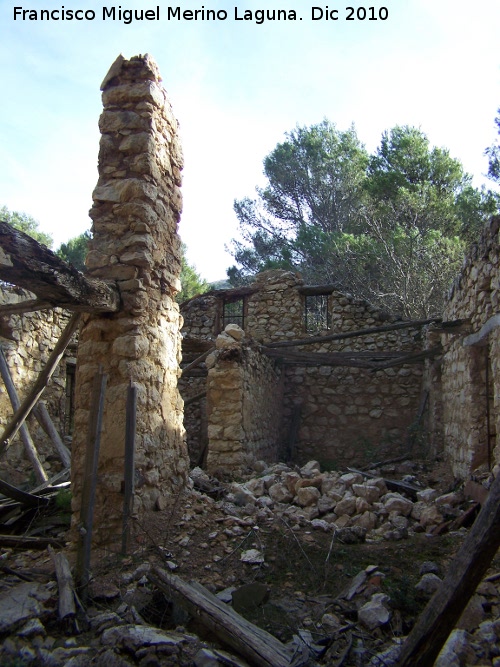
[209,459,476,543]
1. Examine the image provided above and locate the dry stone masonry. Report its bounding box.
[0,285,73,485]
[433,216,500,478]
[181,270,424,474]
[71,54,189,544]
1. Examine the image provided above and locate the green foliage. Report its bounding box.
[0,205,53,248]
[55,487,72,512]
[176,243,210,303]
[228,122,496,316]
[486,108,500,185]
[56,231,91,271]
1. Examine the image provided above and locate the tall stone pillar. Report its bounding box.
[71,55,188,544]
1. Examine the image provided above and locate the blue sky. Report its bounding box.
[1,0,499,280]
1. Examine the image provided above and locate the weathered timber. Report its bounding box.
[0,345,48,483]
[399,471,500,667]
[0,478,50,507]
[122,383,137,555]
[149,568,303,667]
[298,284,337,296]
[184,390,207,407]
[0,299,53,315]
[0,534,63,549]
[0,221,120,312]
[181,347,215,376]
[48,546,77,627]
[33,402,71,469]
[76,369,107,600]
[0,312,81,453]
[263,347,440,370]
[265,318,447,349]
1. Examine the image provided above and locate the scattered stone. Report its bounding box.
[415,573,442,597]
[240,549,264,564]
[420,561,440,575]
[296,486,321,507]
[358,593,391,630]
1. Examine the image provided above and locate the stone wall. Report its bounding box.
[71,54,188,545]
[205,325,283,473]
[434,216,500,478]
[0,286,74,485]
[181,270,424,471]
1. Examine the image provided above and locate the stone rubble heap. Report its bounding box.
[209,459,473,543]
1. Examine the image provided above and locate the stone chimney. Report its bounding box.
[71,54,188,545]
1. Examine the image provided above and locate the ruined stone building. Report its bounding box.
[0,52,499,552]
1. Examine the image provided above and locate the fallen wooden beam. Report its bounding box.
[463,314,500,347]
[48,546,77,631]
[184,391,207,407]
[399,470,500,666]
[149,568,306,667]
[0,221,120,312]
[0,478,50,507]
[0,534,63,549]
[181,347,215,376]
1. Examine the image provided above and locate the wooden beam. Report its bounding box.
[0,313,81,453]
[122,382,137,555]
[265,318,443,349]
[149,568,303,667]
[0,299,53,315]
[76,369,107,600]
[399,471,500,666]
[0,221,120,312]
[0,478,50,507]
[33,402,71,469]
[181,347,215,376]
[184,390,207,407]
[0,346,49,484]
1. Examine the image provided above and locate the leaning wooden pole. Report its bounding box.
[0,346,48,484]
[76,369,107,602]
[121,382,137,555]
[0,312,80,454]
[33,402,71,469]
[399,471,500,666]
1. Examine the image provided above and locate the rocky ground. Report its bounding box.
[1,458,500,666]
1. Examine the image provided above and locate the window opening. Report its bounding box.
[305,294,330,333]
[222,297,244,330]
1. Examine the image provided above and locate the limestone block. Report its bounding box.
[358,594,391,630]
[112,335,150,358]
[335,496,357,516]
[268,483,293,504]
[383,493,413,516]
[352,483,381,504]
[224,324,245,341]
[296,486,321,507]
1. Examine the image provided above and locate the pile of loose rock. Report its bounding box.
[206,458,473,544]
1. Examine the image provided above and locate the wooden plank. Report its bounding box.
[149,568,303,667]
[0,221,120,312]
[48,546,77,626]
[0,299,53,315]
[184,390,207,407]
[265,318,443,349]
[0,345,48,483]
[0,478,50,507]
[122,382,137,555]
[33,402,71,469]
[181,347,215,376]
[0,534,62,549]
[399,471,500,666]
[0,312,81,453]
[76,369,107,600]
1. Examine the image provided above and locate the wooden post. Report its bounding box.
[0,312,80,454]
[0,346,48,484]
[122,382,137,555]
[76,369,107,601]
[33,402,71,469]
[399,471,500,666]
[48,545,77,631]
